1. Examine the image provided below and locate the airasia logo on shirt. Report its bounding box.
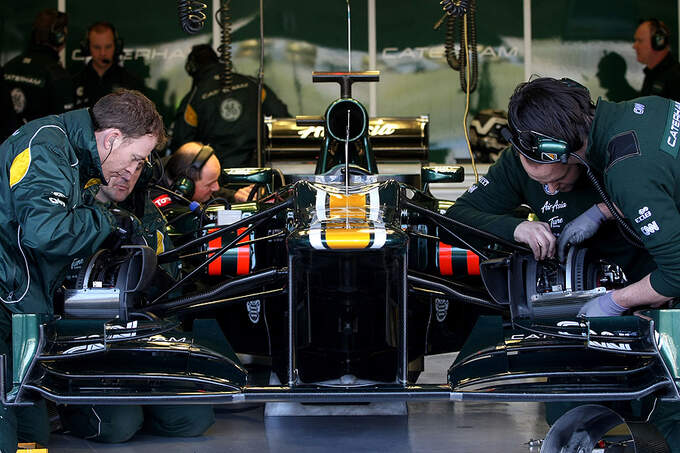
[153,194,173,208]
[540,199,567,213]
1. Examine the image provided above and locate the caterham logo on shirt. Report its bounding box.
[541,199,567,213]
[661,101,680,157]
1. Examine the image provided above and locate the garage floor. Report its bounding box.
[47,354,550,453]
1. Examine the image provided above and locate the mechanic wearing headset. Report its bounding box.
[152,140,222,204]
[1,9,75,134]
[147,141,225,238]
[512,76,680,452]
[633,19,680,101]
[170,44,290,168]
[73,21,146,108]
[57,162,215,444]
[0,89,164,453]
[488,77,680,319]
[446,83,656,300]
[448,77,680,450]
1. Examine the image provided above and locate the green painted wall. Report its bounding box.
[1,1,677,162]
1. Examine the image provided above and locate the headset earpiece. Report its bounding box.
[47,11,67,47]
[49,16,67,47]
[506,117,570,164]
[172,176,196,199]
[536,136,569,160]
[649,18,670,51]
[170,145,214,201]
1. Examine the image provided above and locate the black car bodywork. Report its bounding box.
[2,72,679,451]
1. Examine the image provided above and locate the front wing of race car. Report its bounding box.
[2,311,678,406]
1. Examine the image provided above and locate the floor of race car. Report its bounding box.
[48,353,550,452]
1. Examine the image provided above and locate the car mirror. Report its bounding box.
[421,166,464,193]
[222,167,274,185]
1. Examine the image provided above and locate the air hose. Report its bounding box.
[441,0,469,16]
[216,0,233,93]
[444,0,477,93]
[177,0,208,34]
[571,153,644,248]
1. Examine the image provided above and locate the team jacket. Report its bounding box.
[0,109,117,314]
[2,45,74,130]
[587,96,680,297]
[73,61,145,108]
[170,64,290,168]
[641,53,680,102]
[446,147,656,281]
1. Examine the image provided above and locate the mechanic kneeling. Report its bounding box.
[0,89,164,453]
[58,162,215,443]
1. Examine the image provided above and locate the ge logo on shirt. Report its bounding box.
[220,98,242,122]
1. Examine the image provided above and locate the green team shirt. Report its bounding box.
[446,147,656,281]
[587,96,680,297]
[0,109,116,314]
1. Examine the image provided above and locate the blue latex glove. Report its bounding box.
[557,204,607,261]
[578,292,627,317]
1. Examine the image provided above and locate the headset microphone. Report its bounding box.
[189,201,201,213]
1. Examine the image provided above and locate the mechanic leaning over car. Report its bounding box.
[488,77,680,317]
[0,89,164,453]
[446,137,656,286]
[449,77,680,449]
[57,157,215,444]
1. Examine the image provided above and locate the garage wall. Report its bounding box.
[0,1,678,162]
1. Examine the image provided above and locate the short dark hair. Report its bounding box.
[185,44,219,77]
[507,77,595,153]
[32,8,68,47]
[92,89,167,149]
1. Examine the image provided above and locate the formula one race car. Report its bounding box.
[3,73,679,452]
